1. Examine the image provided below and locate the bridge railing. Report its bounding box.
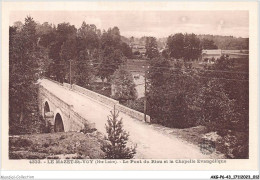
[71,84,150,122]
[63,83,71,89]
[115,103,150,123]
[72,84,119,107]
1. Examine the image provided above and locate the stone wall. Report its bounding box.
[63,83,71,89]
[115,103,150,123]
[72,84,118,108]
[71,83,150,123]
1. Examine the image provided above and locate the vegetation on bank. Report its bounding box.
[9,132,106,159]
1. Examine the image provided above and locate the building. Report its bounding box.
[201,49,222,61]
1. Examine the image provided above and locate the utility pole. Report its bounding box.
[143,65,149,122]
[69,59,72,88]
[144,70,147,122]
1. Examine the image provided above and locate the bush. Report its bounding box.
[216,131,248,159]
[80,123,97,134]
[123,98,145,113]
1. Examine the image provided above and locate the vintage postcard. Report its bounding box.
[1,0,259,176]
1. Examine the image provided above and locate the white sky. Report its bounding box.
[10,11,249,38]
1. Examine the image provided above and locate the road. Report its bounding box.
[40,79,214,159]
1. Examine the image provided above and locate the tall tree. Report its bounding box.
[9,17,42,134]
[97,27,126,83]
[75,49,95,88]
[77,22,100,56]
[167,33,184,59]
[48,23,77,82]
[145,36,159,59]
[183,33,201,61]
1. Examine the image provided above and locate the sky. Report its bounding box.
[10,11,249,38]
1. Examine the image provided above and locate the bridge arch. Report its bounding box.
[42,98,51,117]
[54,108,67,132]
[44,101,50,117]
[54,113,64,132]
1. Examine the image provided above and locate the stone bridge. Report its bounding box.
[38,78,150,133]
[37,78,210,159]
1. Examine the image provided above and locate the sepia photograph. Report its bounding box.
[1,1,259,177]
[8,10,250,160]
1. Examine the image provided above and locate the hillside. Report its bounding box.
[9,132,106,159]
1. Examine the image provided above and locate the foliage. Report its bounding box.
[80,123,97,134]
[193,79,239,132]
[96,27,126,82]
[216,131,248,159]
[123,97,145,113]
[102,109,136,159]
[9,16,45,134]
[147,55,248,134]
[145,36,159,59]
[197,34,249,50]
[183,33,201,61]
[147,57,200,128]
[200,38,218,49]
[111,65,137,103]
[167,33,184,59]
[120,42,133,59]
[167,33,201,61]
[201,55,249,133]
[74,49,95,88]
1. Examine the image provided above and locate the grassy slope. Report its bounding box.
[9,132,105,159]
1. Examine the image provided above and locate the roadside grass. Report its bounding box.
[9,132,105,159]
[150,124,248,159]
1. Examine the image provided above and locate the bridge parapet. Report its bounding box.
[63,82,71,89]
[115,103,150,123]
[72,84,119,107]
[71,84,150,122]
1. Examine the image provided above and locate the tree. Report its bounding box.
[167,33,201,61]
[200,38,218,50]
[167,33,184,59]
[77,22,100,57]
[201,55,249,133]
[193,79,239,132]
[145,36,159,59]
[97,28,126,83]
[48,23,77,82]
[111,65,137,103]
[120,42,133,59]
[101,108,136,159]
[183,33,201,61]
[75,49,95,88]
[147,57,200,128]
[9,16,42,134]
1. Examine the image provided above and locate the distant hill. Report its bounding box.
[122,35,249,50]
